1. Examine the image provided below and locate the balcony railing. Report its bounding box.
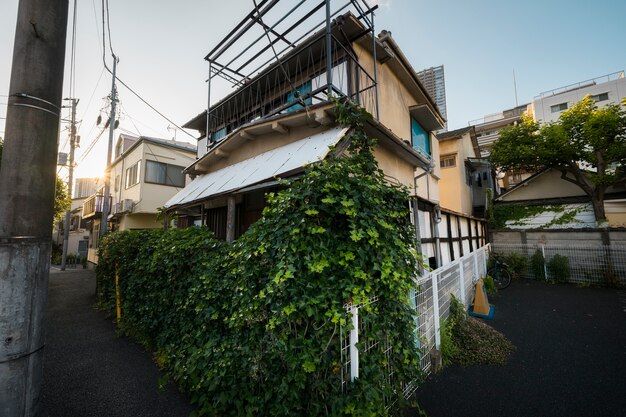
[82,194,111,219]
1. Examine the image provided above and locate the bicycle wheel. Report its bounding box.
[488,268,512,290]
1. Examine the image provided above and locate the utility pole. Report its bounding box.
[0,0,69,416]
[61,98,78,270]
[100,56,118,237]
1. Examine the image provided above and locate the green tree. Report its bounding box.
[490,97,626,222]
[54,176,71,222]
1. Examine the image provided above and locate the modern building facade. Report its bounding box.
[530,71,626,123]
[417,65,447,132]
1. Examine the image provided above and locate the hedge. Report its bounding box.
[96,100,423,416]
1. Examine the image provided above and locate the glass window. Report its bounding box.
[411,117,430,156]
[440,154,456,168]
[550,102,568,113]
[125,161,141,189]
[212,127,227,143]
[145,160,185,187]
[591,92,609,102]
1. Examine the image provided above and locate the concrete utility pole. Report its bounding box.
[0,0,69,416]
[60,98,78,270]
[100,56,118,237]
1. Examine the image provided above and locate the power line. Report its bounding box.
[98,0,194,140]
[69,0,78,98]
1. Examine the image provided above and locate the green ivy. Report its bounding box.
[490,203,584,230]
[97,99,424,416]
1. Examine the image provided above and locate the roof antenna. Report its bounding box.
[167,124,177,141]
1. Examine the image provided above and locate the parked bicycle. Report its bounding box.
[487,253,512,290]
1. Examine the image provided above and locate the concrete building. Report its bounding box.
[417,65,447,132]
[83,135,196,263]
[530,71,626,123]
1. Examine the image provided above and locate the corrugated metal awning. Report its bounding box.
[165,126,348,208]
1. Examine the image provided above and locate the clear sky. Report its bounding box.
[1,0,625,180]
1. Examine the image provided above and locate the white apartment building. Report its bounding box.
[530,71,626,123]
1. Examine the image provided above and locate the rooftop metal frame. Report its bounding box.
[202,0,379,147]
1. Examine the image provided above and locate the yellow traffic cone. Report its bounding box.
[469,277,494,319]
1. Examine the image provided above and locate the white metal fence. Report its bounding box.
[491,243,626,286]
[414,244,489,373]
[340,244,490,402]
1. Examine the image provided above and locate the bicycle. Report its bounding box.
[487,254,512,290]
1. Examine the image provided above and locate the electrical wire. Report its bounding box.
[99,0,195,140]
[69,0,78,99]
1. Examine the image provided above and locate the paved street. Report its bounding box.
[43,269,626,416]
[414,280,626,417]
[42,268,193,417]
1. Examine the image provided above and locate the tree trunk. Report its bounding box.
[590,196,607,223]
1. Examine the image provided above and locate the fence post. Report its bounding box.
[349,306,359,382]
[473,251,479,282]
[431,272,441,350]
[458,259,466,306]
[541,244,548,281]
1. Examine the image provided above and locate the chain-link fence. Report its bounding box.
[491,243,626,286]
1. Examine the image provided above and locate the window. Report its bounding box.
[591,92,609,102]
[411,117,430,156]
[440,154,456,168]
[125,161,141,188]
[145,160,185,187]
[550,102,568,113]
[114,175,120,192]
[211,127,227,143]
[286,80,312,113]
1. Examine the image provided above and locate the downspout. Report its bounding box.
[412,176,422,274]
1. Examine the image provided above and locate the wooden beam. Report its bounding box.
[214,148,230,158]
[271,121,289,134]
[240,130,256,140]
[314,110,333,126]
[226,196,236,243]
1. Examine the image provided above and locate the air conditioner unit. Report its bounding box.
[122,199,134,213]
[112,202,122,214]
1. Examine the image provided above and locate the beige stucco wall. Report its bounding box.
[110,141,195,214]
[118,213,161,231]
[498,170,586,202]
[373,145,416,190]
[606,199,626,227]
[438,134,475,215]
[353,42,440,202]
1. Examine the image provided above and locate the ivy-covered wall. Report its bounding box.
[96,101,424,416]
[489,203,594,230]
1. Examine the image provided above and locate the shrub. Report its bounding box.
[530,249,545,281]
[504,252,528,278]
[482,275,497,296]
[547,254,570,283]
[97,100,423,416]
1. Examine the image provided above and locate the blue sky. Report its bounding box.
[1,0,625,178]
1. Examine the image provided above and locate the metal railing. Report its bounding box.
[534,71,625,99]
[340,244,490,404]
[491,243,626,286]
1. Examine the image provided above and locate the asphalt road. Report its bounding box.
[42,269,626,416]
[42,268,194,417]
[413,280,626,417]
